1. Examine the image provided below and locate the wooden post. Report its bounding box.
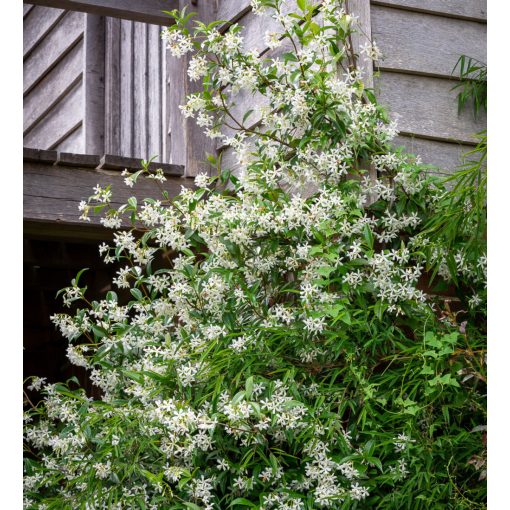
[346,0,374,89]
[83,14,105,155]
[345,0,377,200]
[166,1,219,176]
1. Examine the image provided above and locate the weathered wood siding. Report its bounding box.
[371,0,487,171]
[215,0,486,175]
[23,4,87,151]
[23,4,169,162]
[24,0,487,176]
[23,149,187,237]
[104,19,168,162]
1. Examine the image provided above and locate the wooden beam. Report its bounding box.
[23,149,189,236]
[28,0,178,26]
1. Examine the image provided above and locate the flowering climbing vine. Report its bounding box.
[24,1,486,509]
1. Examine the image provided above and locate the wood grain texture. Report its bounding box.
[178,0,219,176]
[23,5,66,58]
[28,0,178,25]
[83,14,105,155]
[375,72,486,143]
[371,0,486,21]
[161,33,169,164]
[348,0,374,88]
[120,20,134,156]
[24,4,35,17]
[236,1,301,54]
[98,154,183,175]
[24,161,189,226]
[217,0,251,25]
[148,24,163,162]
[166,50,186,166]
[51,124,84,153]
[23,147,59,163]
[23,39,83,134]
[105,17,121,155]
[23,10,85,96]
[372,5,486,78]
[392,135,469,175]
[133,21,148,160]
[56,152,101,167]
[24,82,84,150]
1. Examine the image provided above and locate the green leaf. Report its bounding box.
[420,365,434,375]
[242,109,254,124]
[245,376,254,399]
[229,498,256,508]
[130,288,144,301]
[317,266,335,277]
[183,503,201,510]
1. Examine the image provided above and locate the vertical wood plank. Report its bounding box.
[166,48,186,166]
[345,0,376,191]
[83,14,105,155]
[347,0,374,89]
[161,29,169,163]
[104,17,121,154]
[133,22,148,160]
[147,24,162,162]
[120,19,134,156]
[177,0,219,176]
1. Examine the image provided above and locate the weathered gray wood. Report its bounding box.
[166,50,186,166]
[98,154,184,176]
[24,4,35,17]
[177,0,219,176]
[237,2,301,54]
[161,33,169,165]
[23,39,83,134]
[97,154,147,170]
[23,5,66,58]
[392,135,469,175]
[133,22,148,159]
[83,14,105,154]
[148,24,163,162]
[56,152,100,167]
[24,161,189,227]
[28,0,178,25]
[23,10,85,96]
[105,17,121,154]
[375,72,486,144]
[348,0,374,88]
[23,147,59,163]
[218,0,251,25]
[53,127,85,153]
[120,20,134,157]
[24,82,84,149]
[371,0,486,22]
[372,5,486,78]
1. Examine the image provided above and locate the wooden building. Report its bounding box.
[23,0,486,385]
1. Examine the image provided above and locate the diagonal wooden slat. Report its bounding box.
[28,0,178,26]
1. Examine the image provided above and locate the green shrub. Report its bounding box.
[24,1,486,508]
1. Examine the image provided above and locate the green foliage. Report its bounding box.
[451,56,487,118]
[23,2,486,509]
